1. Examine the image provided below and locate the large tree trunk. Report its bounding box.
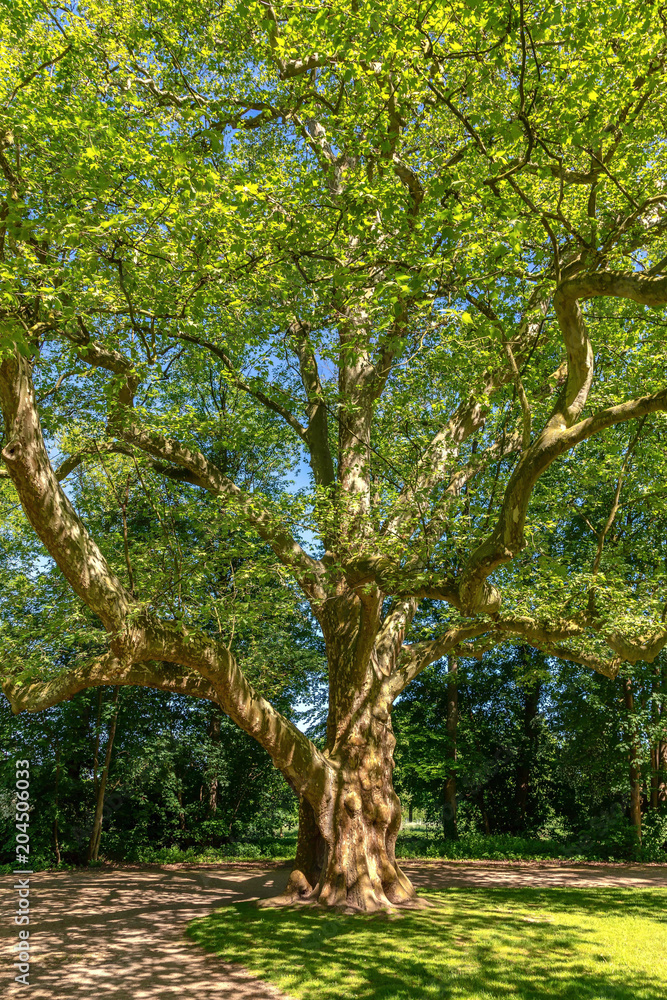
[317,719,414,909]
[280,593,418,911]
[284,700,416,911]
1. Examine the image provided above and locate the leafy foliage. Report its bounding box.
[2,0,667,908]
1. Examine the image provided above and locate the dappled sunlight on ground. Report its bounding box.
[0,862,293,999]
[189,884,667,1000]
[2,860,667,999]
[401,859,667,890]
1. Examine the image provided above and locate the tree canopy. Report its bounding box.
[2,0,667,909]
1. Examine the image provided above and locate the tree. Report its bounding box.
[0,684,302,867]
[443,656,458,838]
[650,663,667,809]
[394,645,553,838]
[87,685,120,861]
[2,0,667,910]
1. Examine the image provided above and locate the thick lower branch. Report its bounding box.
[391,622,492,695]
[458,271,667,614]
[460,388,667,614]
[154,627,327,791]
[0,352,132,630]
[533,644,621,678]
[2,618,329,798]
[396,610,667,687]
[1,655,220,714]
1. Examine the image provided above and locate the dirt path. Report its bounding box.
[2,859,666,999]
[1,861,293,1000]
[401,858,667,890]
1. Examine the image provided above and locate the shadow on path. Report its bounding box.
[2,859,666,999]
[400,858,667,891]
[0,862,293,999]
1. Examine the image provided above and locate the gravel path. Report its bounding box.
[2,859,666,999]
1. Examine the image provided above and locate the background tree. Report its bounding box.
[393,646,667,855]
[394,646,553,838]
[0,686,302,866]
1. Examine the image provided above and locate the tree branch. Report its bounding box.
[380,291,549,544]
[531,643,621,679]
[290,321,335,488]
[1,654,220,713]
[52,442,134,482]
[0,352,133,631]
[390,622,492,695]
[114,415,326,595]
[458,271,667,613]
[71,329,326,594]
[173,330,308,440]
[1,619,330,800]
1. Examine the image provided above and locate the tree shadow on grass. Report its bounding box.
[187,887,667,1000]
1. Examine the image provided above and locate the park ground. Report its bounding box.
[2,860,667,1000]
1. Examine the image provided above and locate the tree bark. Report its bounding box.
[443,656,458,839]
[623,677,642,843]
[278,592,418,911]
[284,796,327,896]
[282,697,415,910]
[87,687,120,862]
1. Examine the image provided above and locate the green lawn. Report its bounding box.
[186,887,667,1000]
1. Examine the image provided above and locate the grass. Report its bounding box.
[119,827,652,866]
[396,830,571,861]
[187,886,667,1000]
